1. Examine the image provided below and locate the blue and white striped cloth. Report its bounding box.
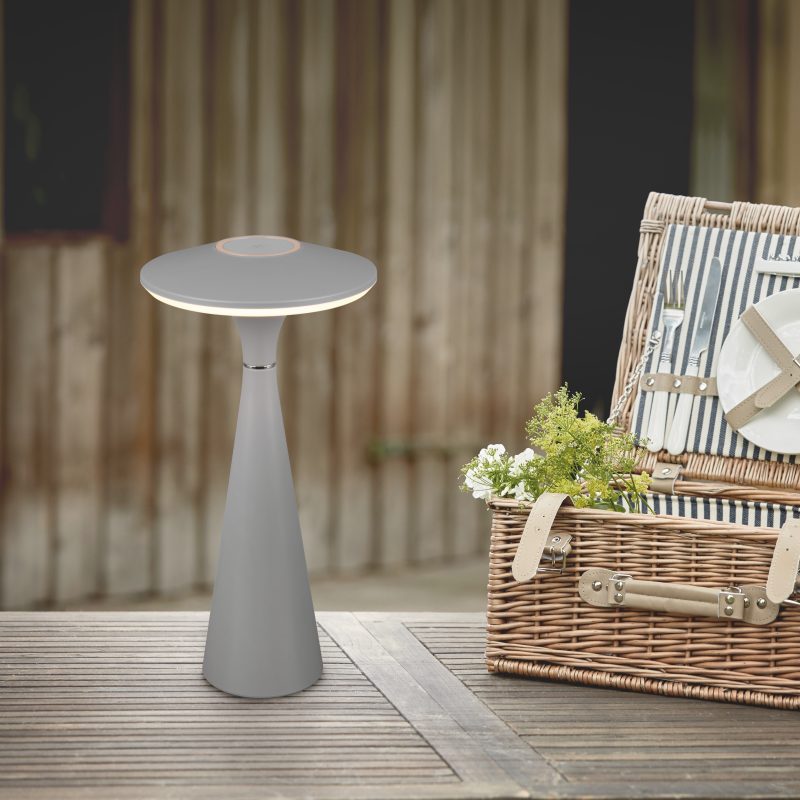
[645,493,799,529]
[631,223,800,462]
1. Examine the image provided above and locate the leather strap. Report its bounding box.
[649,462,683,494]
[725,306,800,431]
[766,519,800,604]
[580,569,780,625]
[512,493,573,582]
[640,373,718,396]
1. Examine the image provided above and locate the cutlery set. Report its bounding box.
[633,222,800,459]
[645,258,723,456]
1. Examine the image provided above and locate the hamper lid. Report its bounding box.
[613,192,800,492]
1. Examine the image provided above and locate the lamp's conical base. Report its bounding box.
[203,317,322,698]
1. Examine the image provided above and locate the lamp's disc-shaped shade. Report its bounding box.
[140,235,377,316]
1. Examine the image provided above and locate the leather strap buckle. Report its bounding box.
[511,493,574,582]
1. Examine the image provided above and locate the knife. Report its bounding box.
[665,257,723,456]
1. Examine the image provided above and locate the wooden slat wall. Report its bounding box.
[1,245,53,607]
[755,0,800,207]
[691,0,755,201]
[692,0,800,210]
[411,0,455,565]
[0,0,568,609]
[455,0,496,557]
[156,0,206,596]
[52,241,107,602]
[293,0,337,574]
[379,0,416,569]
[103,0,157,600]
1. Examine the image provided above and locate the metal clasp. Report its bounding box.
[537,534,572,574]
[607,572,632,604]
[781,575,800,607]
[718,586,747,620]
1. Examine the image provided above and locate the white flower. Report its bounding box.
[512,482,535,503]
[477,443,506,465]
[510,447,537,474]
[463,468,494,501]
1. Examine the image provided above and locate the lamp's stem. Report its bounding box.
[203,315,323,698]
[235,316,284,367]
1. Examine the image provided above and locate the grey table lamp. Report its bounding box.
[141,235,377,698]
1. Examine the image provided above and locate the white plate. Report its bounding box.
[717,288,800,454]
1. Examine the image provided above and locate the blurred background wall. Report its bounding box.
[1,0,566,608]
[0,0,797,609]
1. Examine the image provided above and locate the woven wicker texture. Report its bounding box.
[486,193,800,709]
[486,499,800,710]
[611,192,800,490]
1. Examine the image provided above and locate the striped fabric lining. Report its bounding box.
[631,223,800,462]
[644,493,799,529]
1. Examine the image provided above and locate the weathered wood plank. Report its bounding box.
[4,784,800,800]
[52,241,108,603]
[0,0,5,608]
[491,0,527,451]
[0,612,468,799]
[153,0,205,595]
[755,0,800,206]
[332,0,381,573]
[376,0,415,570]
[252,0,287,236]
[0,786,501,800]
[248,0,302,581]
[321,613,530,792]
[290,0,337,576]
[1,246,55,608]
[358,616,562,788]
[691,0,754,200]
[202,0,252,586]
[410,0,455,564]
[3,613,800,798]
[104,240,154,597]
[450,0,496,559]
[755,0,783,205]
[410,616,800,796]
[525,0,567,410]
[104,0,157,598]
[781,2,800,205]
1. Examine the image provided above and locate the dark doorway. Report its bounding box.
[4,0,130,238]
[562,1,694,417]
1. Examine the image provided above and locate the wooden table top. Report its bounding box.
[1,611,799,799]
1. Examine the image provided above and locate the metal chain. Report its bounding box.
[606,333,661,426]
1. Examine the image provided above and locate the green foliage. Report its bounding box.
[461,385,650,512]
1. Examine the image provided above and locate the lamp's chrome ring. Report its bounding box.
[243,362,277,370]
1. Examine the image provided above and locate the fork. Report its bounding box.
[646,269,685,452]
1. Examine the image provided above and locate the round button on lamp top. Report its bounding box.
[216,235,301,257]
[140,235,377,317]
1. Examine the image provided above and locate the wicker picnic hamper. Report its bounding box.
[486,192,800,709]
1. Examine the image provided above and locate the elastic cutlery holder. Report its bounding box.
[639,373,718,397]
